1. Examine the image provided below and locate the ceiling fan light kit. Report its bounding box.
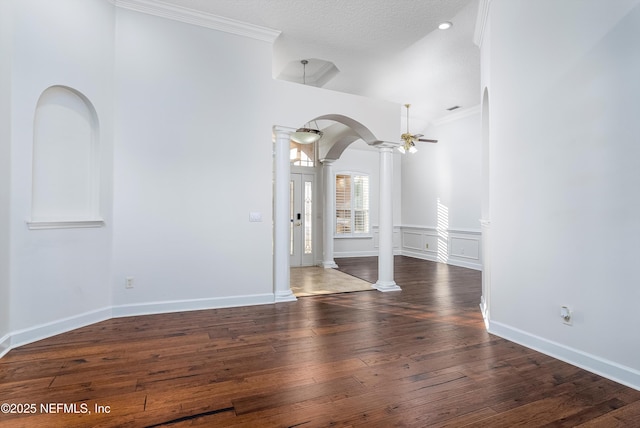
[399,103,438,154]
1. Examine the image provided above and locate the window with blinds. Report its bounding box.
[335,173,369,236]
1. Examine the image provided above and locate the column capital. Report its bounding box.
[273,125,295,139]
[320,158,336,165]
[374,141,400,150]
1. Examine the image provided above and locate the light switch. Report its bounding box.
[249,212,262,222]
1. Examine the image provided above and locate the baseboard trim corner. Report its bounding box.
[0,333,11,359]
[7,307,113,353]
[489,320,640,392]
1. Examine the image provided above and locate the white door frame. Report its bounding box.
[290,172,315,267]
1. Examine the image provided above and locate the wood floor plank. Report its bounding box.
[1,256,638,427]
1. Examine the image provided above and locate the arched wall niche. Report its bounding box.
[29,85,103,229]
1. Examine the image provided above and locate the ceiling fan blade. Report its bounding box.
[417,138,438,143]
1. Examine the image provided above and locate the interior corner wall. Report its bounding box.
[401,111,481,230]
[0,0,13,354]
[487,0,640,389]
[7,0,115,343]
[111,8,278,313]
[400,110,482,269]
[111,5,400,316]
[3,0,400,350]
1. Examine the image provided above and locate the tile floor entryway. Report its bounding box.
[290,266,373,297]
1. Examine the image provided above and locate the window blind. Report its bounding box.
[335,173,369,235]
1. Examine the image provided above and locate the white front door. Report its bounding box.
[290,173,315,266]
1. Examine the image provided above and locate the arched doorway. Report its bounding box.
[273,115,400,301]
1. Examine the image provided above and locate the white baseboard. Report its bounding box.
[1,294,275,358]
[479,299,489,330]
[334,250,382,258]
[443,256,482,271]
[401,249,482,271]
[334,249,481,271]
[7,307,112,354]
[112,293,275,318]
[0,333,11,359]
[489,320,640,392]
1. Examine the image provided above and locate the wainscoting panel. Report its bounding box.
[401,230,422,251]
[450,235,480,260]
[372,226,402,252]
[424,233,439,255]
[401,226,482,270]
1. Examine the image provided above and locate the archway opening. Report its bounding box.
[273,116,399,300]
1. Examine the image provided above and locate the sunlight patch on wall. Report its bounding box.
[437,198,449,263]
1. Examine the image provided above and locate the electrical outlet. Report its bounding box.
[560,305,572,325]
[125,277,134,289]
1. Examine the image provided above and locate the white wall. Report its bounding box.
[111,9,277,311]
[486,0,640,389]
[6,0,115,347]
[400,108,482,269]
[1,0,399,352]
[402,109,481,229]
[110,9,399,315]
[0,0,12,354]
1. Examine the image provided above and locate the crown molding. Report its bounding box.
[473,0,491,48]
[110,0,281,43]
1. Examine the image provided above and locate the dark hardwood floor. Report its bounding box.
[1,256,638,427]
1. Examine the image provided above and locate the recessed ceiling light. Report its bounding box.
[438,21,453,30]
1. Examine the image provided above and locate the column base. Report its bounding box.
[321,261,339,269]
[374,281,402,292]
[274,290,297,302]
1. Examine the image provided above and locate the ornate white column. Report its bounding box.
[273,126,297,302]
[375,145,401,292]
[321,159,338,268]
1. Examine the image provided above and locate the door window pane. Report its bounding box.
[304,181,313,254]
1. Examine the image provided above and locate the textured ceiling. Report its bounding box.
[152,0,480,132]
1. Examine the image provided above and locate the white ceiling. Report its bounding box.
[153,0,480,133]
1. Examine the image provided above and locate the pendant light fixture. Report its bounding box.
[291,60,323,145]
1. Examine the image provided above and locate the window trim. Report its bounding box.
[334,172,371,238]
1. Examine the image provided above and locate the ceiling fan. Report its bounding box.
[400,103,438,153]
